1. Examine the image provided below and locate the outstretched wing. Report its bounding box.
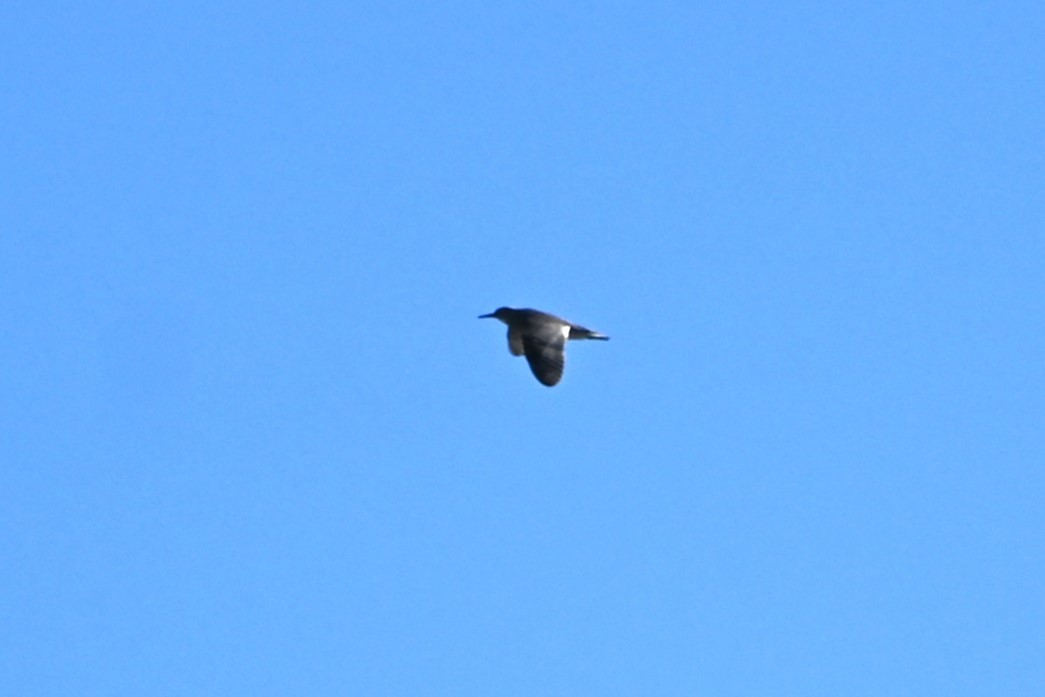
[521,325,568,386]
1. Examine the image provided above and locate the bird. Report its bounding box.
[479,307,609,386]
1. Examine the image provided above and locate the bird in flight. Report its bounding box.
[479,307,609,386]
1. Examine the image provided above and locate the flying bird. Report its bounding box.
[479,307,609,386]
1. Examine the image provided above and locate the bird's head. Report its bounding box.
[478,307,513,321]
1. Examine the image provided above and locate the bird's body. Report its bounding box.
[479,307,609,386]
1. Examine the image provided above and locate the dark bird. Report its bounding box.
[479,307,609,386]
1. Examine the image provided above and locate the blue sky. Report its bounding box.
[2,2,1043,695]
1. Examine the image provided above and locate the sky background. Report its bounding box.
[2,2,1043,695]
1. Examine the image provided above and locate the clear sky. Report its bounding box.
[3,2,1043,695]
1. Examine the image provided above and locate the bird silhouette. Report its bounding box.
[479,307,609,386]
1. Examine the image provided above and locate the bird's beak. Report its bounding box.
[478,312,496,319]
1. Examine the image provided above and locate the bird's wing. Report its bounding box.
[521,325,568,386]
[507,326,525,356]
